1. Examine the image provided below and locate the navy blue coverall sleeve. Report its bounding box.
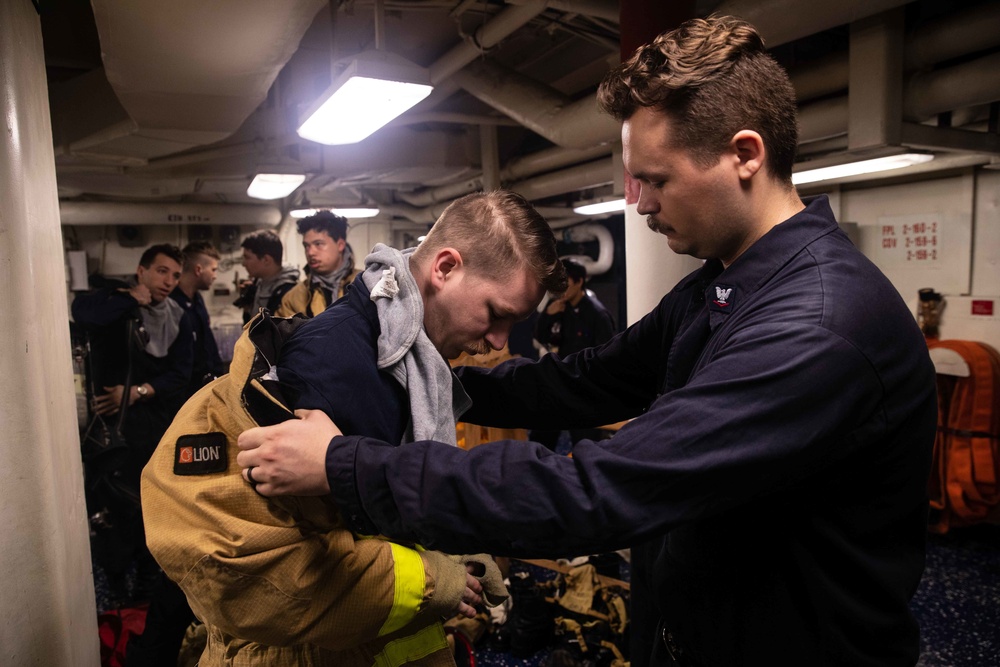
[328,301,887,559]
[71,287,138,327]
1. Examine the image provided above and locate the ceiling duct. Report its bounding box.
[508,158,614,201]
[443,0,989,161]
[428,1,548,84]
[798,50,1000,150]
[440,0,1000,176]
[46,0,1000,215]
[58,0,327,162]
[788,2,1000,105]
[397,144,612,207]
[60,201,282,227]
[451,59,620,150]
[377,193,583,226]
[383,156,615,219]
[904,52,1000,122]
[904,1,1000,70]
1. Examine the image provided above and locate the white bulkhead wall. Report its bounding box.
[0,2,99,664]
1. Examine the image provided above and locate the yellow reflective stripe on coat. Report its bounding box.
[373,624,448,667]
[378,542,426,637]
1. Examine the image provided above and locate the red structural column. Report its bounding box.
[618,1,697,205]
[619,0,697,58]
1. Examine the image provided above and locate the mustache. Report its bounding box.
[467,339,492,356]
[647,216,669,233]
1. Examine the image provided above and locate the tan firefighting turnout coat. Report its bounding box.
[141,314,467,667]
[274,267,357,318]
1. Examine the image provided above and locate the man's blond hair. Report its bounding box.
[412,190,567,294]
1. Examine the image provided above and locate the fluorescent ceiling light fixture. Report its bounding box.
[330,207,380,218]
[792,153,935,185]
[297,50,433,145]
[573,198,626,215]
[290,207,380,219]
[247,173,305,200]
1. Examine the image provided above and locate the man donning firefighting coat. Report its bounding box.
[142,245,504,666]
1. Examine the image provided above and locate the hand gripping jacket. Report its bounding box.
[141,312,469,667]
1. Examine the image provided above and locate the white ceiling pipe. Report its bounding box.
[905,51,1000,121]
[376,193,580,225]
[376,201,452,225]
[397,177,486,208]
[796,136,849,157]
[428,1,548,83]
[397,144,612,207]
[561,223,614,276]
[788,2,1000,105]
[97,125,475,182]
[904,2,1000,71]
[798,50,1000,143]
[424,0,996,168]
[508,157,614,201]
[132,140,271,172]
[451,59,620,149]
[503,144,613,181]
[392,112,522,127]
[451,3,999,152]
[59,201,282,227]
[789,54,850,105]
[798,97,850,144]
[715,0,912,48]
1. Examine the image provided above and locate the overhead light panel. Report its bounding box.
[573,198,626,216]
[290,207,380,219]
[297,50,433,146]
[329,207,380,218]
[247,173,305,200]
[792,153,934,185]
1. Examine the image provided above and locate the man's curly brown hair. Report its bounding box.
[597,16,798,183]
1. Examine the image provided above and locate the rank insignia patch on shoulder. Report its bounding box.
[174,432,228,475]
[709,284,736,312]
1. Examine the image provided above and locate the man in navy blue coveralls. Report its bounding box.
[237,16,937,667]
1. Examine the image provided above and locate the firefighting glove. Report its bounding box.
[418,549,468,620]
[448,553,509,607]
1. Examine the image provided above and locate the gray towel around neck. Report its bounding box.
[125,276,184,357]
[141,297,184,358]
[362,243,471,446]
